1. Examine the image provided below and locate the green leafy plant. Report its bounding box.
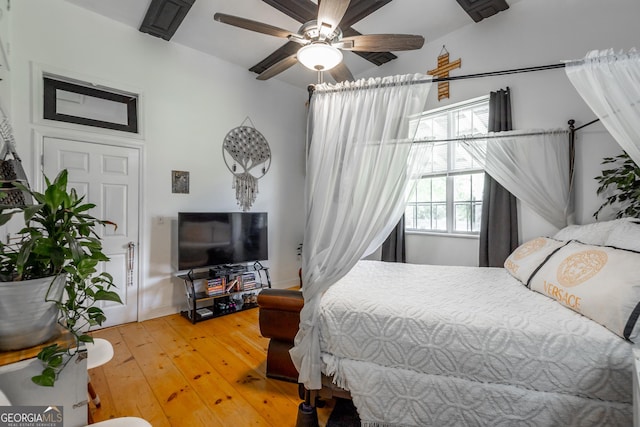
[0,170,122,386]
[594,152,640,219]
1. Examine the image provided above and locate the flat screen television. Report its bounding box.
[177,212,268,271]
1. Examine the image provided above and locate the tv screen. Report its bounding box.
[177,212,268,271]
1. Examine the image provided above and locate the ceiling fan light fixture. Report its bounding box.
[297,42,343,72]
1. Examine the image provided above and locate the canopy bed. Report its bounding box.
[262,49,640,426]
[260,218,639,426]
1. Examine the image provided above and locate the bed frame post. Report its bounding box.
[568,119,576,188]
[295,389,319,427]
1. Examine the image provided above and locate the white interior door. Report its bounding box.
[43,136,140,328]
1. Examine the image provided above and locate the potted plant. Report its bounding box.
[0,169,122,386]
[594,152,640,219]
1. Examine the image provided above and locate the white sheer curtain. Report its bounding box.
[290,74,432,389]
[566,48,640,166]
[463,129,571,229]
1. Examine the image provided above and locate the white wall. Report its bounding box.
[4,0,638,317]
[8,0,307,321]
[362,0,639,266]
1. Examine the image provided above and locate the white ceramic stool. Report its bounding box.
[89,417,152,427]
[0,389,10,405]
[86,338,114,408]
[0,389,151,427]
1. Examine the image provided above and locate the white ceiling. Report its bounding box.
[63,0,519,88]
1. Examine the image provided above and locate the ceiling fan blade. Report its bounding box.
[317,0,351,32]
[340,34,425,52]
[250,41,300,75]
[257,54,299,80]
[329,62,354,83]
[214,13,295,39]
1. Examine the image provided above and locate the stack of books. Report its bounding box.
[225,278,240,293]
[241,272,257,290]
[206,278,225,296]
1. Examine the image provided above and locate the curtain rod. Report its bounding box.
[308,63,566,96]
[412,129,568,144]
[571,117,601,131]
[432,63,566,83]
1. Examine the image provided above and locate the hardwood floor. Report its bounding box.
[89,309,335,426]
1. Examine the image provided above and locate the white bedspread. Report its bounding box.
[318,260,633,426]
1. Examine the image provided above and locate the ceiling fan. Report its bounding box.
[213,0,425,82]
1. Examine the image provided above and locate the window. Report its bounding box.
[43,76,139,133]
[406,97,489,234]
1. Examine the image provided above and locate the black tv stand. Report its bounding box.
[178,263,271,323]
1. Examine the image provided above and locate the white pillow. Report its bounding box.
[529,241,640,342]
[553,218,635,245]
[504,237,566,285]
[605,220,640,252]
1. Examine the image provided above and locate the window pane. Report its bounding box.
[471,105,490,134]
[454,175,471,201]
[416,204,432,230]
[468,140,487,169]
[433,203,447,230]
[416,179,431,202]
[454,109,472,136]
[431,143,448,172]
[432,114,448,139]
[472,201,482,232]
[452,142,474,171]
[405,205,416,229]
[454,203,470,232]
[406,97,488,233]
[431,176,447,202]
[407,182,417,203]
[414,117,434,140]
[472,173,485,201]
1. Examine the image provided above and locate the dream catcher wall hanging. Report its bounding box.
[222,118,271,211]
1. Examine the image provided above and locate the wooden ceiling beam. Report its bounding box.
[456,0,509,23]
[261,0,316,24]
[139,0,195,41]
[339,0,392,28]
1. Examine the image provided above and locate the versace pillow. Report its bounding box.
[504,237,567,285]
[529,241,640,342]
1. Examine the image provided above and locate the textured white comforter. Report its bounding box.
[318,261,633,426]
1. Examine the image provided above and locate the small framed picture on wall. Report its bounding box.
[172,170,189,194]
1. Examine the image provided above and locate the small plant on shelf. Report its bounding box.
[594,152,640,219]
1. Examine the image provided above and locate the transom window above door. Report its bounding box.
[406,96,489,235]
[43,75,139,134]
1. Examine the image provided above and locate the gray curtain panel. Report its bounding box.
[381,214,406,262]
[479,88,519,267]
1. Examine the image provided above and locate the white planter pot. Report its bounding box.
[0,274,66,351]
